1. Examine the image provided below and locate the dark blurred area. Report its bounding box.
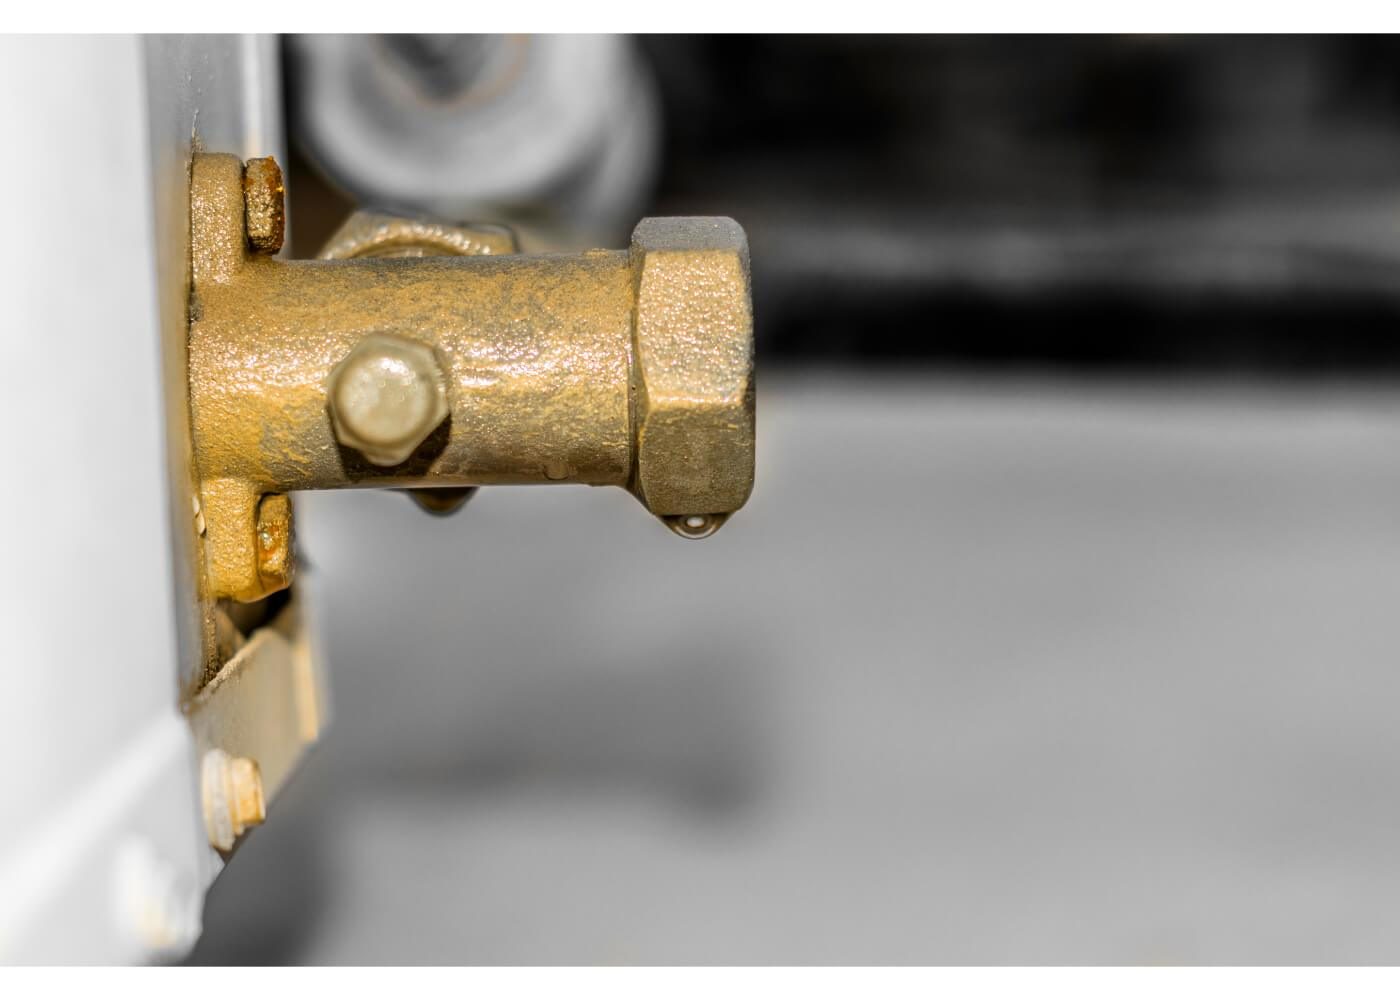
[286,35,1400,373]
[639,36,1400,372]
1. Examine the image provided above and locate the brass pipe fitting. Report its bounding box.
[188,153,755,602]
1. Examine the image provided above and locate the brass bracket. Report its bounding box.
[187,153,755,605]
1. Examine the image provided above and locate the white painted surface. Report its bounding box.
[0,34,282,964]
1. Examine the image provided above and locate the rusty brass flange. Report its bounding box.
[188,153,755,603]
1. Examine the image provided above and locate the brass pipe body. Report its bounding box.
[191,252,638,493]
[188,154,754,602]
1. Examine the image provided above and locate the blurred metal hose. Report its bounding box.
[285,34,660,247]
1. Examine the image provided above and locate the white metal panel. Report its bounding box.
[0,34,283,964]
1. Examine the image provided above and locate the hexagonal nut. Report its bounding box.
[629,217,755,517]
[243,156,285,254]
[318,210,517,260]
[328,333,450,466]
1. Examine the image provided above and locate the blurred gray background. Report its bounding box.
[193,37,1400,963]
[191,375,1400,963]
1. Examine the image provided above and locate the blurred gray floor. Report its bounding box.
[190,373,1400,964]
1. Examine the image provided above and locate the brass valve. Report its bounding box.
[188,153,755,603]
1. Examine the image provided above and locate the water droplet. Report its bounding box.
[661,513,729,539]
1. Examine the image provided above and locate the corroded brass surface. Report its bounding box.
[319,210,517,516]
[242,156,285,255]
[188,153,755,602]
[318,210,516,260]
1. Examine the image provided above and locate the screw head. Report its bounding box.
[328,334,450,466]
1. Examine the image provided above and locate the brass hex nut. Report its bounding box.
[254,493,295,593]
[629,217,755,517]
[328,333,450,466]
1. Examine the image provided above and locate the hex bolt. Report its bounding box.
[255,493,294,591]
[328,333,450,466]
[243,156,285,254]
[319,210,511,514]
[201,749,266,852]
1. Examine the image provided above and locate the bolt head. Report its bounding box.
[201,749,266,852]
[243,156,286,255]
[630,217,755,518]
[328,334,450,466]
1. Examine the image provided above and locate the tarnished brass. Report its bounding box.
[326,332,451,466]
[318,210,518,517]
[188,153,755,603]
[242,157,285,255]
[318,210,517,260]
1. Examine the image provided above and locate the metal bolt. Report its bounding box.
[201,749,266,852]
[328,333,450,466]
[319,210,509,510]
[243,156,285,254]
[255,493,294,591]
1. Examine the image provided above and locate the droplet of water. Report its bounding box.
[661,513,729,539]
